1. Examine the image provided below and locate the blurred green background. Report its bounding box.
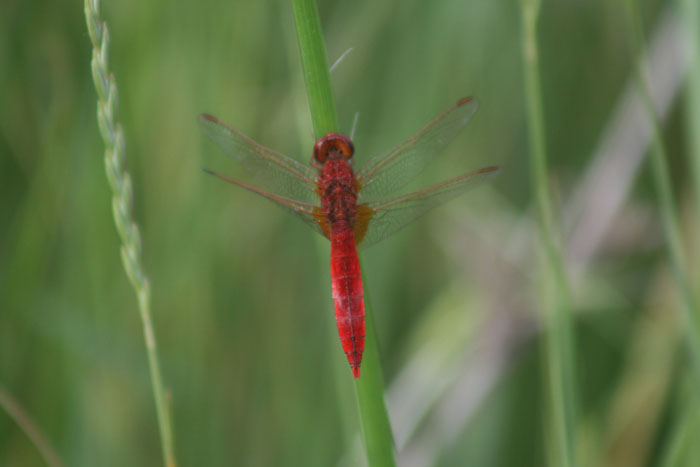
[1,0,698,465]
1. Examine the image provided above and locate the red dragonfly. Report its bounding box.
[200,97,499,378]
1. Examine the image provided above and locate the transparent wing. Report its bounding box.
[200,114,319,203]
[355,166,500,249]
[356,97,479,201]
[204,169,329,240]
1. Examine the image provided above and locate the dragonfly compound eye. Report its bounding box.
[335,136,354,160]
[313,133,355,167]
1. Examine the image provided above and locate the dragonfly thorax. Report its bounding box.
[312,133,354,169]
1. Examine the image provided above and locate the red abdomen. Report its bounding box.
[330,223,365,378]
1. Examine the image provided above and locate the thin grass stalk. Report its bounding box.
[623,5,700,465]
[291,1,395,465]
[353,278,396,467]
[0,384,63,467]
[660,392,700,467]
[83,1,176,466]
[622,0,700,372]
[291,0,338,138]
[518,1,577,466]
[679,0,700,233]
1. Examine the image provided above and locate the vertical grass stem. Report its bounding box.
[291,0,338,138]
[518,1,577,466]
[291,1,396,465]
[623,0,700,373]
[679,0,700,230]
[84,1,177,466]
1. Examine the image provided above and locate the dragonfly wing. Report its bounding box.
[356,97,479,201]
[205,170,329,240]
[355,166,499,249]
[200,114,319,203]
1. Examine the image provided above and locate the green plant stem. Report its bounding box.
[291,1,395,465]
[661,392,700,467]
[291,0,339,138]
[622,0,700,373]
[679,0,700,255]
[0,384,63,467]
[621,4,700,465]
[84,1,176,466]
[518,1,577,466]
[353,276,396,467]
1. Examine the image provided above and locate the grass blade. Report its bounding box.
[518,1,577,466]
[0,384,63,467]
[291,0,339,138]
[622,0,700,373]
[353,283,396,467]
[291,1,395,465]
[679,0,700,229]
[83,1,176,465]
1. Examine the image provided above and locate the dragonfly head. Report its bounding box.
[312,133,354,169]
